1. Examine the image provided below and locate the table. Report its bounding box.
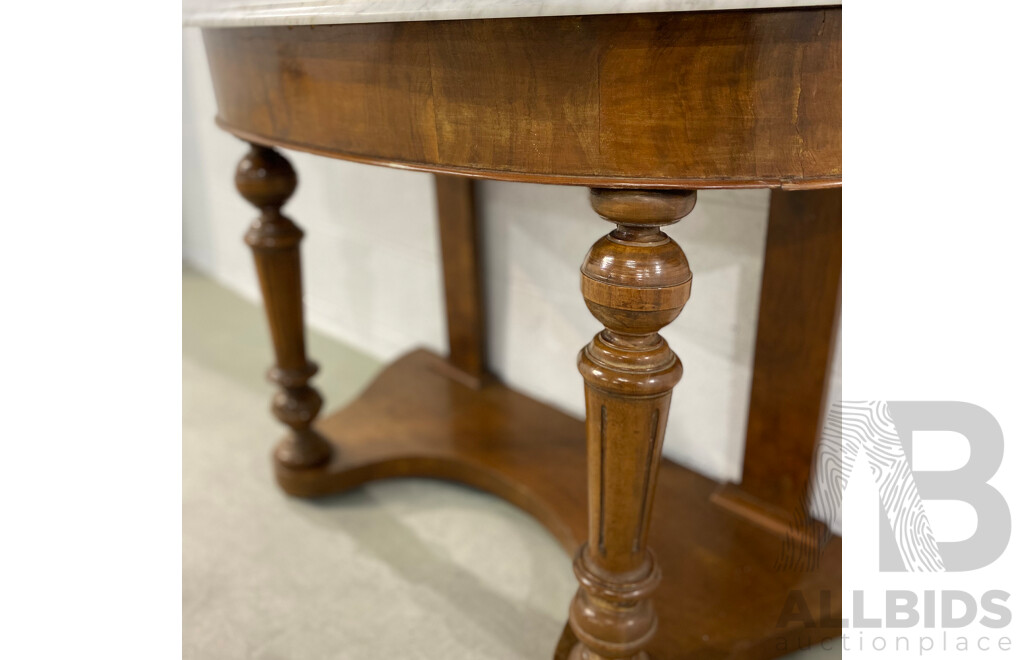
[185,2,842,657]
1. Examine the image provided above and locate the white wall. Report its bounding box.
[184,29,836,494]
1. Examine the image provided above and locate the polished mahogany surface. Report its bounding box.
[203,8,840,190]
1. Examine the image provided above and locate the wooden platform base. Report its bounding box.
[276,349,841,659]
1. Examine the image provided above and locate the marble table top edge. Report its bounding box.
[184,0,841,28]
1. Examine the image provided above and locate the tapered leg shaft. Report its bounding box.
[569,189,698,660]
[236,144,330,469]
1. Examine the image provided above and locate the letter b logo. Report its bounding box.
[881,402,1010,571]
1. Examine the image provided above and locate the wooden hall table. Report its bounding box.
[185,2,842,658]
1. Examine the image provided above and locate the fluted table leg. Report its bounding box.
[569,189,697,660]
[235,144,331,469]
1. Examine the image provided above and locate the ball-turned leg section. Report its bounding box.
[236,144,331,469]
[569,189,697,660]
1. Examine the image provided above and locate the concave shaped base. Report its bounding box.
[275,349,841,659]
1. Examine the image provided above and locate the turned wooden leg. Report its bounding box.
[569,189,697,660]
[235,144,331,469]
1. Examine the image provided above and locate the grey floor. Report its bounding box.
[182,265,838,659]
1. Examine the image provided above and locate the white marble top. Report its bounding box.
[184,0,839,28]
